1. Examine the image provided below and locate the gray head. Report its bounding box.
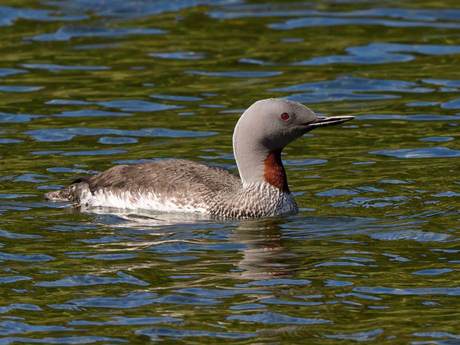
[233,98,354,188]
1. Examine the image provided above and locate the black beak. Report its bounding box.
[307,115,355,129]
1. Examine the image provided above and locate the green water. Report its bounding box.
[1,0,460,343]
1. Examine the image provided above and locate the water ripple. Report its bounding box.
[284,159,327,166]
[149,52,207,60]
[370,230,451,242]
[0,336,129,344]
[423,79,460,88]
[358,114,460,121]
[412,268,453,275]
[60,150,127,156]
[287,92,398,103]
[98,137,138,145]
[35,271,148,287]
[0,276,33,285]
[61,292,158,309]
[136,327,257,340]
[20,63,109,71]
[0,139,23,144]
[269,17,460,30]
[97,100,183,112]
[0,252,54,262]
[432,191,460,197]
[24,127,217,142]
[227,312,331,325]
[210,7,460,22]
[261,298,321,306]
[413,332,460,341]
[244,43,460,66]
[0,68,27,77]
[355,286,460,295]
[0,5,86,27]
[297,43,460,65]
[0,113,43,123]
[419,136,454,142]
[174,287,270,298]
[0,86,43,93]
[154,294,220,305]
[45,0,242,19]
[0,229,42,239]
[370,147,460,158]
[46,99,183,112]
[378,179,414,185]
[441,98,460,109]
[0,321,73,336]
[68,316,184,326]
[272,76,433,94]
[149,94,203,101]
[30,26,166,41]
[324,328,384,341]
[185,70,282,78]
[53,110,132,117]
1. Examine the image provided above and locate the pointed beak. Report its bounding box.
[307,115,355,129]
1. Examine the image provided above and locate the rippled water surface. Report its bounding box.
[1,0,460,343]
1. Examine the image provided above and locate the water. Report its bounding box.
[1,0,460,343]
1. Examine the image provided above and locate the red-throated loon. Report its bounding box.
[45,98,354,218]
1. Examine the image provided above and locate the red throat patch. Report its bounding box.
[263,149,290,193]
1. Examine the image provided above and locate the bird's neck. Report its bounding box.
[262,149,290,193]
[232,119,290,193]
[235,142,290,193]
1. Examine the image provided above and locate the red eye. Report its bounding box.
[281,113,290,121]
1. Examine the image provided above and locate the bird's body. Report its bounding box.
[51,160,296,218]
[45,98,354,218]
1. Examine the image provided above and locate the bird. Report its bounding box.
[45,98,354,218]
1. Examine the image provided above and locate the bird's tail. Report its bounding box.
[44,176,91,202]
